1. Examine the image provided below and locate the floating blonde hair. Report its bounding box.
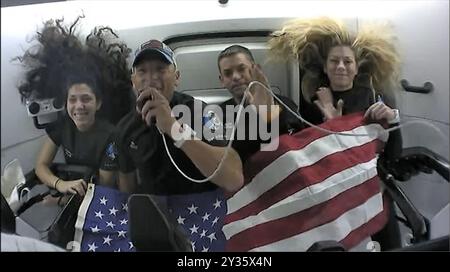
[268,17,401,100]
[269,17,351,68]
[352,22,401,92]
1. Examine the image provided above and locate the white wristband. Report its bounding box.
[388,109,400,124]
[173,123,197,148]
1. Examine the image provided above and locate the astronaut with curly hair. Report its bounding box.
[16,16,133,195]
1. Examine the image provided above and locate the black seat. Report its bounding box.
[128,194,192,252]
[315,146,449,251]
[12,163,93,248]
[1,193,16,233]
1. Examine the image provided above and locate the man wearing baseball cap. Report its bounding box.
[115,39,243,251]
[131,39,178,68]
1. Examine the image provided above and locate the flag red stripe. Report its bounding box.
[226,176,383,251]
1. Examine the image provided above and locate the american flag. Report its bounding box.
[163,189,227,252]
[223,112,389,251]
[74,184,135,252]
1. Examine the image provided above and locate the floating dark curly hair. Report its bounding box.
[15,15,133,124]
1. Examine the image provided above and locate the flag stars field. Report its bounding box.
[169,191,227,252]
[76,185,136,252]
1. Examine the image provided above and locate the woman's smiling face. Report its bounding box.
[324,45,358,91]
[66,83,101,131]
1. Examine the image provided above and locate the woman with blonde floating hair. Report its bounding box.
[268,17,401,125]
[268,17,406,250]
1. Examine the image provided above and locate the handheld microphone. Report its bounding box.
[136,93,156,125]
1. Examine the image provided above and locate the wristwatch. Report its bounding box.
[173,123,197,148]
[388,109,400,124]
